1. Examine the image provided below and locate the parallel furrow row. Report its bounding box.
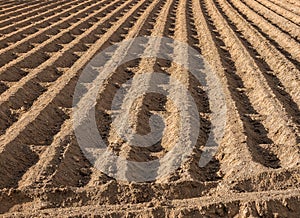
[0,0,94,48]
[0,0,299,214]
[89,0,176,184]
[0,0,155,189]
[240,0,300,41]
[218,0,300,130]
[255,0,300,24]
[0,0,109,97]
[227,0,300,66]
[0,0,65,29]
[58,0,171,188]
[0,0,134,188]
[164,0,216,182]
[0,0,115,137]
[0,0,41,15]
[0,0,73,32]
[271,0,300,14]
[204,0,300,170]
[0,1,17,8]
[0,0,111,95]
[191,0,265,179]
[18,0,159,188]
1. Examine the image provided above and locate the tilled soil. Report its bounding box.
[0,0,299,217]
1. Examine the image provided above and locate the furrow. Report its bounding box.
[0,0,152,189]
[270,0,300,14]
[101,0,178,183]
[0,0,15,5]
[163,0,214,181]
[227,0,300,66]
[0,0,119,107]
[255,0,300,23]
[191,0,266,179]
[0,0,72,32]
[218,0,300,129]
[0,0,63,28]
[204,0,300,168]
[0,0,16,7]
[16,0,135,188]
[53,0,164,187]
[0,0,13,4]
[240,0,300,41]
[39,0,165,188]
[0,0,105,68]
[0,0,93,49]
[0,0,299,214]
[0,0,40,15]
[0,0,118,137]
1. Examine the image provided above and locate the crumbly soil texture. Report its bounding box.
[0,0,299,217]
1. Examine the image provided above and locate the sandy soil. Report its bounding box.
[0,0,299,217]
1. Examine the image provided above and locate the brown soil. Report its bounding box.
[0,0,299,217]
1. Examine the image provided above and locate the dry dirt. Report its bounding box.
[0,0,299,217]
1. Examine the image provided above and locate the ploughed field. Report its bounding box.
[0,0,299,217]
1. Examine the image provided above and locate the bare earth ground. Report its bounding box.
[0,0,299,217]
